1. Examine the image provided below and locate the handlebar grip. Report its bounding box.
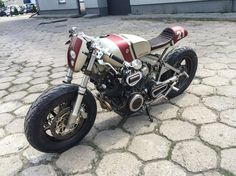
[111,54,124,65]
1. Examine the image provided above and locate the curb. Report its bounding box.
[122,13,236,22]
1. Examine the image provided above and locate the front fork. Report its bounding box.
[64,51,97,126]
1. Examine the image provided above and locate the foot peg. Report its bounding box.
[171,85,179,92]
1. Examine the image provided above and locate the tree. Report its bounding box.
[0,0,5,8]
[13,7,19,15]
[32,4,37,13]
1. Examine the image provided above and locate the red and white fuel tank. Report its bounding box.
[99,34,151,67]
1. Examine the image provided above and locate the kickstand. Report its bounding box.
[145,105,154,122]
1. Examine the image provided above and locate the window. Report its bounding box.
[58,0,66,4]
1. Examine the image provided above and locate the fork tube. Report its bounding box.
[68,51,96,125]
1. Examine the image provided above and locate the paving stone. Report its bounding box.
[84,127,98,141]
[172,140,217,172]
[17,71,35,78]
[218,69,236,79]
[196,68,216,78]
[25,61,39,67]
[51,67,66,73]
[182,106,217,124]
[202,76,230,86]
[56,145,97,174]
[0,128,5,138]
[187,84,215,96]
[14,104,30,117]
[27,84,49,93]
[203,96,236,111]
[94,112,122,130]
[0,155,23,176]
[194,171,223,176]
[38,61,53,67]
[0,66,9,71]
[23,93,40,104]
[21,67,37,72]
[229,63,236,70]
[200,123,236,148]
[5,118,24,134]
[12,77,32,84]
[150,103,179,120]
[30,77,49,85]
[0,76,15,83]
[220,109,236,127]
[170,93,200,107]
[0,133,28,156]
[0,82,11,90]
[96,152,141,176]
[160,120,196,141]
[221,148,236,175]
[8,84,30,92]
[35,66,51,72]
[50,71,66,79]
[4,71,20,77]
[204,63,228,70]
[144,160,186,176]
[0,90,7,98]
[217,85,236,97]
[23,146,55,164]
[21,165,57,176]
[232,79,236,85]
[2,91,28,102]
[123,115,156,135]
[192,78,201,85]
[33,71,50,78]
[0,101,22,113]
[128,134,171,161]
[50,78,64,85]
[74,173,93,176]
[0,113,14,127]
[93,129,130,151]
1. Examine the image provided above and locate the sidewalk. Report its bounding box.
[122,13,236,22]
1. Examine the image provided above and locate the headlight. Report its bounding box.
[67,36,88,72]
[70,50,76,60]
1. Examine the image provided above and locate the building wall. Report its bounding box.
[84,0,107,15]
[37,0,79,14]
[4,0,24,6]
[130,0,233,14]
[130,0,207,5]
[233,0,236,11]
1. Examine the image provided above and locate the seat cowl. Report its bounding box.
[171,26,188,44]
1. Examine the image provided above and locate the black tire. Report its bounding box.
[24,84,97,153]
[161,47,198,98]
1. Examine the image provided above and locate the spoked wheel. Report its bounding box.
[24,84,97,153]
[161,47,198,98]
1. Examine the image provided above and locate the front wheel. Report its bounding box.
[161,47,198,98]
[24,84,97,153]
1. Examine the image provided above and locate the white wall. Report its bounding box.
[38,0,78,11]
[84,0,107,8]
[84,0,98,8]
[130,0,206,5]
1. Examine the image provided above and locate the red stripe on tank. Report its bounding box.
[107,34,133,62]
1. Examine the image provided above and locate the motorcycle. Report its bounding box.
[24,26,198,153]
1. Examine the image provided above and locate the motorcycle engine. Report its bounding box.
[92,59,167,116]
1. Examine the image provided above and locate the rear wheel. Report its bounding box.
[161,47,198,98]
[24,84,97,153]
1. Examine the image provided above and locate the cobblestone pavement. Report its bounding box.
[0,15,236,176]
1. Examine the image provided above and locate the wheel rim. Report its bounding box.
[43,101,87,141]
